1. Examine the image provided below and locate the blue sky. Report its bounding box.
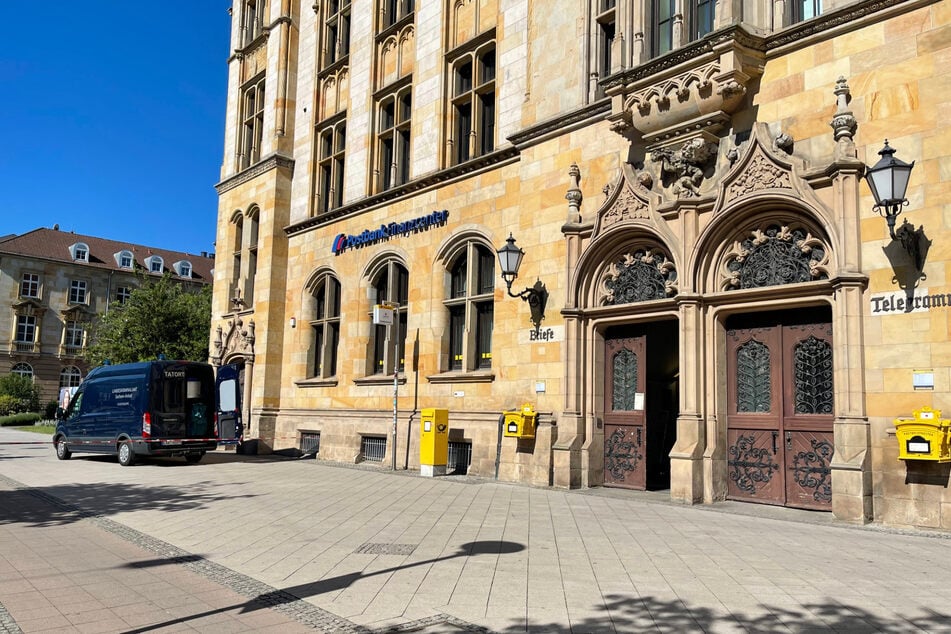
[2,3,233,256]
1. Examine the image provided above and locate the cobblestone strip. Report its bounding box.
[0,473,365,633]
[0,602,23,634]
[0,473,487,634]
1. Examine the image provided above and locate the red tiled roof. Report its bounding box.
[0,227,215,282]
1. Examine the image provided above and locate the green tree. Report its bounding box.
[0,374,41,413]
[85,275,213,365]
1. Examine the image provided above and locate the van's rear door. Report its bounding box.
[216,364,242,441]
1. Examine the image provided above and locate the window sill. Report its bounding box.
[295,377,339,388]
[353,374,407,387]
[427,370,495,384]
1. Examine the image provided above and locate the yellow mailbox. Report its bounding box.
[420,408,449,476]
[503,403,537,439]
[895,407,951,462]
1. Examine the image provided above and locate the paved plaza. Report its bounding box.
[1,426,951,633]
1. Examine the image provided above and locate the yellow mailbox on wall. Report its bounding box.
[503,403,537,439]
[420,408,449,476]
[895,407,951,462]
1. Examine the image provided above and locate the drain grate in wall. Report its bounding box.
[353,543,418,556]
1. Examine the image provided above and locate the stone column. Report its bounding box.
[670,293,705,503]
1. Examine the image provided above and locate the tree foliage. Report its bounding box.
[85,275,212,366]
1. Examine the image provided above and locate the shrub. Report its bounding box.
[44,401,59,420]
[0,412,42,426]
[0,374,41,413]
[0,394,19,417]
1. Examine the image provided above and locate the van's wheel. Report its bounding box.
[55,437,71,460]
[184,452,203,464]
[117,441,136,466]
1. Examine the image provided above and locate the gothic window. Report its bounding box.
[321,0,351,68]
[380,0,414,30]
[232,214,243,304]
[595,0,616,83]
[369,261,408,375]
[242,0,267,45]
[449,44,495,165]
[239,76,266,170]
[792,0,823,23]
[316,118,346,213]
[309,273,341,379]
[444,242,495,371]
[375,87,412,192]
[652,0,714,57]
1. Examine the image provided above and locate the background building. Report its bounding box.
[1,227,213,402]
[213,0,951,529]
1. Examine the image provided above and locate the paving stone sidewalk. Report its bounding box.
[3,426,951,633]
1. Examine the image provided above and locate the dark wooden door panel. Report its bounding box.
[604,423,646,489]
[604,336,646,489]
[784,430,834,510]
[727,428,784,503]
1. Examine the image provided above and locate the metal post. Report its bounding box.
[392,305,399,470]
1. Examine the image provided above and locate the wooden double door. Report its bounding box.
[725,318,835,510]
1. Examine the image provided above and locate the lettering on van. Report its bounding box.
[164,370,186,378]
[111,386,138,407]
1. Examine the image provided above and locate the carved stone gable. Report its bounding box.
[592,165,660,239]
[727,147,792,201]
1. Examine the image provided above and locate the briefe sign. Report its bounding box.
[331,209,449,254]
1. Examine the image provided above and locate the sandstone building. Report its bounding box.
[212,0,951,529]
[1,227,213,402]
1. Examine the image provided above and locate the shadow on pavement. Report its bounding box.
[492,594,951,633]
[123,540,526,633]
[0,480,257,527]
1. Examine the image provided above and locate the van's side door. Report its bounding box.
[216,364,242,442]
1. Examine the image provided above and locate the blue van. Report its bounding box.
[53,360,227,466]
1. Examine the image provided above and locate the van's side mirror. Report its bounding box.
[55,407,67,420]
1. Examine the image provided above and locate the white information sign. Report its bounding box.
[373,304,394,325]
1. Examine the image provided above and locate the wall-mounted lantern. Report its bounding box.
[497,233,548,332]
[865,140,926,269]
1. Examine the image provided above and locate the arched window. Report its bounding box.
[11,363,33,380]
[369,260,408,375]
[309,273,341,378]
[444,241,495,370]
[59,366,82,389]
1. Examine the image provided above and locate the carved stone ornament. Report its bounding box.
[725,146,792,201]
[604,29,764,145]
[211,317,256,365]
[720,225,830,291]
[600,248,678,305]
[601,185,651,227]
[651,137,718,198]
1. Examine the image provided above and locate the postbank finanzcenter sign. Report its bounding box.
[331,210,449,255]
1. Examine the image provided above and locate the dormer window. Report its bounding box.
[69,242,90,262]
[114,250,135,269]
[145,255,164,274]
[174,260,193,278]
